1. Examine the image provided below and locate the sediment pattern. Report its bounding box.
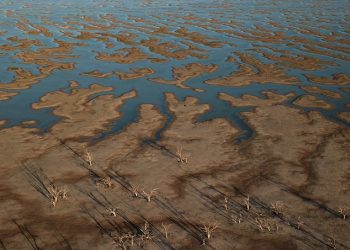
[0,0,349,249]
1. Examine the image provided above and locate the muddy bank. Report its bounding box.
[219,91,295,107]
[116,67,155,80]
[301,86,342,99]
[32,83,137,140]
[306,73,350,85]
[0,90,349,249]
[205,53,299,87]
[151,63,217,90]
[0,91,18,101]
[294,95,334,109]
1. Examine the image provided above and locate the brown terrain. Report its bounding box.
[151,63,217,90]
[301,86,342,99]
[0,8,349,250]
[205,53,299,87]
[116,68,155,80]
[0,86,349,249]
[293,95,334,110]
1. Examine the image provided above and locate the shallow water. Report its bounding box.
[0,0,349,142]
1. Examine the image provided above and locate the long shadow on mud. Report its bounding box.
[12,219,42,250]
[261,176,348,220]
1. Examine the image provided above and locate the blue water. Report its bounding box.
[0,0,349,143]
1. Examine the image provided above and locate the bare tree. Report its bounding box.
[202,222,219,239]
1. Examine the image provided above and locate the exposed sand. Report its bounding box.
[151,63,218,90]
[116,67,155,80]
[150,26,224,48]
[0,67,48,90]
[1,91,349,249]
[294,95,334,109]
[140,38,207,60]
[226,56,236,62]
[301,45,350,61]
[338,112,350,123]
[15,40,84,62]
[96,48,152,64]
[219,91,295,107]
[81,70,113,78]
[0,120,6,127]
[338,104,350,123]
[32,83,137,140]
[0,36,42,51]
[306,73,350,85]
[15,18,53,37]
[0,125,59,171]
[301,86,342,99]
[298,27,350,45]
[205,53,299,87]
[0,39,80,98]
[220,22,350,59]
[21,120,37,126]
[258,49,334,70]
[100,32,138,46]
[1,7,349,250]
[77,104,167,176]
[0,91,18,101]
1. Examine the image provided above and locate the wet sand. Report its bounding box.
[0,3,349,250]
[140,38,207,60]
[219,91,295,107]
[0,91,349,249]
[81,70,113,78]
[205,53,299,87]
[32,83,137,140]
[293,95,334,109]
[306,73,350,85]
[301,86,342,99]
[0,39,80,97]
[116,68,155,80]
[96,48,152,64]
[0,91,18,101]
[338,112,350,123]
[151,63,217,90]
[258,49,334,71]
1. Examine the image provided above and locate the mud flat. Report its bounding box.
[219,91,295,107]
[32,82,137,140]
[301,86,342,99]
[338,105,350,123]
[116,67,155,80]
[338,112,350,123]
[0,39,80,100]
[150,26,224,48]
[0,2,349,249]
[301,45,350,61]
[258,49,334,70]
[0,90,18,101]
[151,63,217,90]
[15,39,84,62]
[294,95,334,109]
[0,67,48,90]
[96,47,152,64]
[0,124,58,171]
[306,73,350,85]
[0,89,349,249]
[81,70,113,78]
[15,18,53,37]
[140,38,207,60]
[0,37,42,51]
[205,53,299,87]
